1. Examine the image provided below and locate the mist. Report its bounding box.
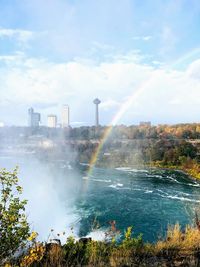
[0,130,84,242]
[22,158,81,240]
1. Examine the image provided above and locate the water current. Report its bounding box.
[1,154,200,242]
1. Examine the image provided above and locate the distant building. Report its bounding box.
[139,121,151,127]
[93,98,101,127]
[28,108,41,127]
[47,115,57,128]
[61,105,70,128]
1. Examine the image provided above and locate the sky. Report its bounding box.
[1,0,200,126]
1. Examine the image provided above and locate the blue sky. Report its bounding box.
[0,0,200,126]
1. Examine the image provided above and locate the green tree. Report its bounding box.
[0,167,30,264]
[177,141,197,159]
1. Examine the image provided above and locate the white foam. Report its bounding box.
[145,174,163,179]
[153,175,164,178]
[172,190,191,196]
[115,167,131,171]
[131,188,144,191]
[188,183,200,187]
[60,164,73,170]
[90,178,111,183]
[166,176,181,184]
[159,193,200,203]
[68,164,73,170]
[109,184,118,189]
[145,190,153,193]
[116,167,149,173]
[130,169,148,173]
[86,230,106,241]
[82,177,111,183]
[80,163,90,166]
[109,183,124,189]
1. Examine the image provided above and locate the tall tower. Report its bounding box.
[61,105,70,128]
[93,98,101,127]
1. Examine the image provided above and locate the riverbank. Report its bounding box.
[96,158,200,182]
[150,160,200,181]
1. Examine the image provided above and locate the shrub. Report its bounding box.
[0,167,30,264]
[121,227,143,250]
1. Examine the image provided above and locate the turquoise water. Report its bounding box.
[77,166,200,242]
[1,154,200,242]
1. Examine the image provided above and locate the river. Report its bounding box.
[0,153,200,243]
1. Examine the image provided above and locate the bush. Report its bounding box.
[0,167,30,264]
[121,227,143,250]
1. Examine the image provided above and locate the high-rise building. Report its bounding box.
[47,115,57,128]
[61,105,70,128]
[28,107,41,127]
[28,108,34,126]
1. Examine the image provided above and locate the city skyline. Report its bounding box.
[8,101,155,128]
[0,1,200,126]
[2,101,156,128]
[28,105,70,128]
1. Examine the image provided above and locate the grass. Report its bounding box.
[5,223,200,266]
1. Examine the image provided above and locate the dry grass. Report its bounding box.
[45,243,63,267]
[6,224,200,266]
[155,223,200,254]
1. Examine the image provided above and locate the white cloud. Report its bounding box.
[132,35,152,41]
[0,27,34,39]
[186,59,200,80]
[92,41,115,51]
[143,36,152,41]
[100,100,121,110]
[0,27,38,49]
[1,52,200,125]
[152,60,163,66]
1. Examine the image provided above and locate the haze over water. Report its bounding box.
[1,152,200,242]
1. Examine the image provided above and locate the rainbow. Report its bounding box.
[87,72,160,176]
[87,48,200,176]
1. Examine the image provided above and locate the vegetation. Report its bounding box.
[4,223,200,266]
[0,168,30,265]
[2,124,200,265]
[69,124,200,179]
[2,124,200,178]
